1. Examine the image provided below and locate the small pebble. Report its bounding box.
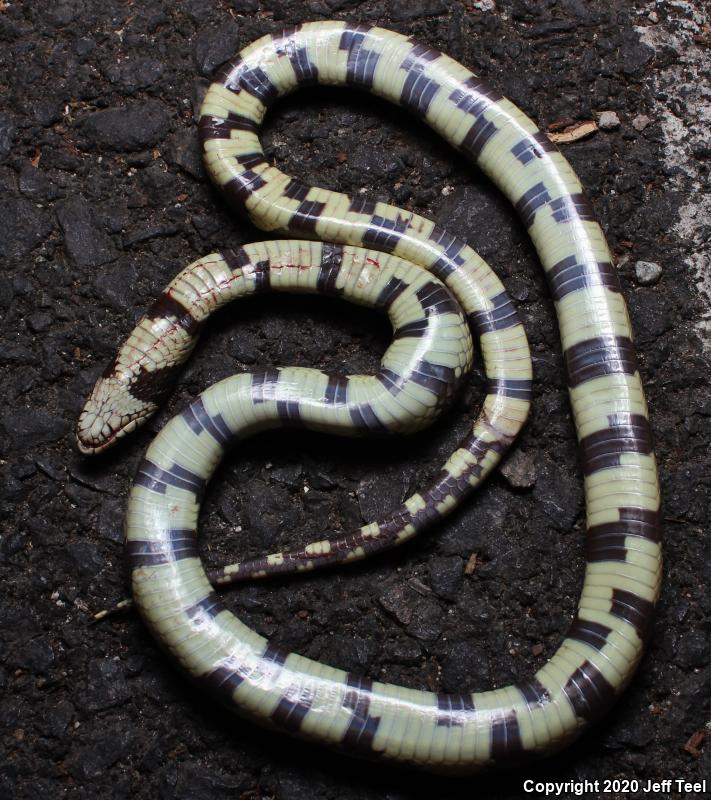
[56,197,117,269]
[75,100,170,152]
[634,260,663,286]
[500,449,537,489]
[632,114,651,131]
[378,585,414,626]
[597,111,621,130]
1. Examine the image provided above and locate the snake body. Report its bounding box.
[78,22,662,771]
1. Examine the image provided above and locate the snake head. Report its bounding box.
[76,359,174,454]
[77,295,201,455]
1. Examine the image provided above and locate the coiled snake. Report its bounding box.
[77,22,662,771]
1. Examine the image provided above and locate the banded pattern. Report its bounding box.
[79,22,661,772]
[78,242,477,451]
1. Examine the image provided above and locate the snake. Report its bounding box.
[77,22,662,772]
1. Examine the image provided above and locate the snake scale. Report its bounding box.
[77,22,662,771]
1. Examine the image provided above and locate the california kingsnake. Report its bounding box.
[78,22,662,771]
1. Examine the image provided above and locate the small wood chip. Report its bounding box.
[464,553,479,575]
[683,729,705,758]
[531,643,544,657]
[547,120,598,144]
[547,118,575,132]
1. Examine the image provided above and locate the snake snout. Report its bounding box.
[76,372,154,454]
